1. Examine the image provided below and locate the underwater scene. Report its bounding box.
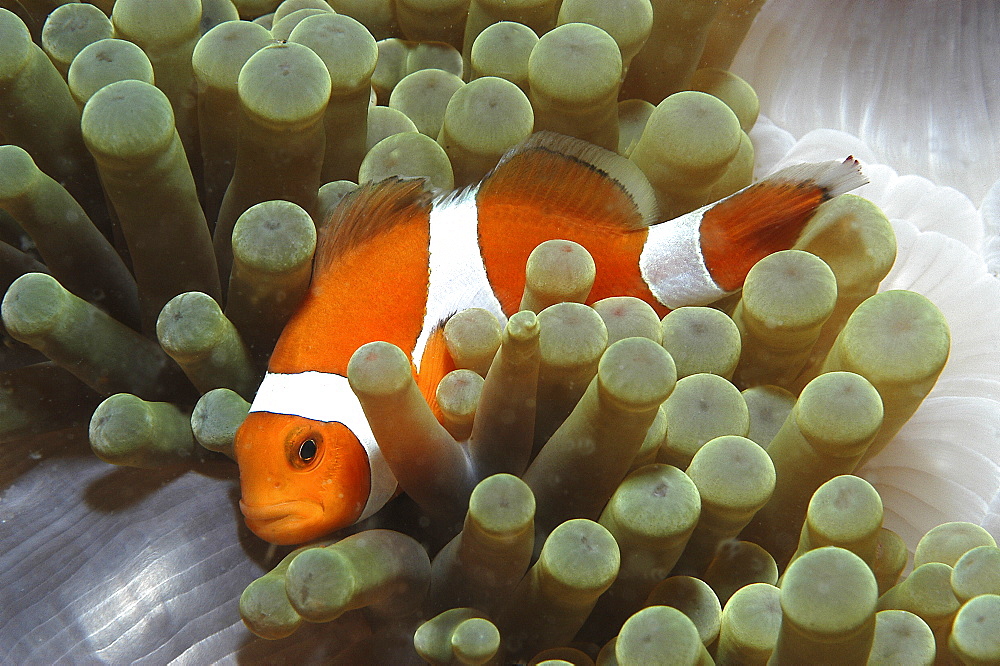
[1,0,998,663]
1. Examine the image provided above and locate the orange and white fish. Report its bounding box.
[234,132,865,545]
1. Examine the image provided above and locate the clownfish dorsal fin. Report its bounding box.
[316,177,435,276]
[480,131,660,231]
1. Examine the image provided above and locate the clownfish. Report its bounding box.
[234,132,865,545]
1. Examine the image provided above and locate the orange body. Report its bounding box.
[233,133,865,545]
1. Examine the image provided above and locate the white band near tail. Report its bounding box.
[411,186,508,369]
[249,370,397,522]
[639,207,730,309]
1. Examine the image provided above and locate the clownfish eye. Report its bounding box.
[298,438,317,463]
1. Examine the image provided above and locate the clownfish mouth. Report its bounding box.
[239,499,324,543]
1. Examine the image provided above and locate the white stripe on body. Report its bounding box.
[248,188,506,524]
[411,186,508,371]
[249,370,396,522]
[639,206,729,309]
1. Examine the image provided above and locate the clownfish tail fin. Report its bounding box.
[765,155,868,199]
[698,156,867,292]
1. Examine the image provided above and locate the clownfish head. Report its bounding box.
[233,411,372,545]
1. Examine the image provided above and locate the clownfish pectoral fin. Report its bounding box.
[699,156,868,292]
[480,131,661,232]
[415,322,456,424]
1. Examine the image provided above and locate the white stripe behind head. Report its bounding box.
[639,207,729,309]
[249,370,396,522]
